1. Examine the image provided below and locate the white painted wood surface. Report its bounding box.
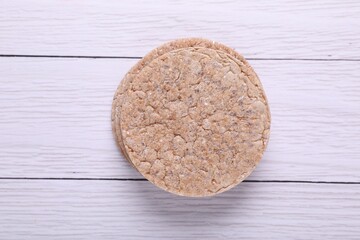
[1,58,360,181]
[1,0,360,239]
[0,180,359,240]
[1,0,360,58]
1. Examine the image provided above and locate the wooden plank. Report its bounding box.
[1,0,360,58]
[1,58,359,181]
[0,180,359,239]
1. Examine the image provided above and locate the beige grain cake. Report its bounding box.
[112,38,271,197]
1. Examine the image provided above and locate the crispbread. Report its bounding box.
[112,38,271,197]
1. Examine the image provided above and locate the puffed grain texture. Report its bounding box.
[112,38,271,197]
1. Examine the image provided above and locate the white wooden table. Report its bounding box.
[1,1,360,239]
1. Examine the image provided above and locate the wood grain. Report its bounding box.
[1,1,360,238]
[0,180,359,239]
[1,58,359,181]
[1,0,360,59]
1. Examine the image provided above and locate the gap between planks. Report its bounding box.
[0,177,359,185]
[1,54,360,62]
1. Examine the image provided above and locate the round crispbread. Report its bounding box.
[112,38,270,197]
